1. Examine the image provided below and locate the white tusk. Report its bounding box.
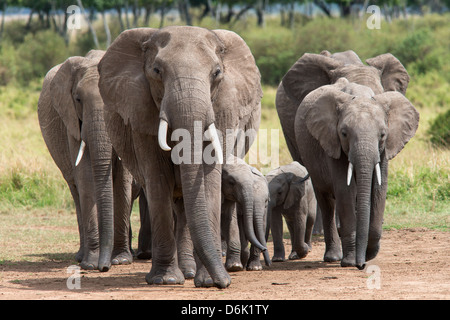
[75,140,86,167]
[347,162,353,186]
[205,123,223,164]
[158,119,171,151]
[375,163,382,186]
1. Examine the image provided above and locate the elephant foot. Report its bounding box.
[111,250,133,265]
[323,247,342,263]
[246,257,262,271]
[271,255,285,262]
[135,249,152,260]
[225,255,244,272]
[194,266,231,289]
[75,248,83,263]
[179,258,196,279]
[146,265,185,285]
[80,250,99,270]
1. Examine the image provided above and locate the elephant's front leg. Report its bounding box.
[271,208,286,262]
[221,200,244,271]
[111,160,134,265]
[145,156,184,285]
[315,191,342,263]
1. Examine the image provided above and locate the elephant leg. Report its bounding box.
[68,183,84,263]
[335,194,356,267]
[136,190,152,259]
[76,158,100,270]
[315,191,342,263]
[174,198,196,279]
[222,201,244,272]
[144,154,184,285]
[111,161,133,265]
[271,208,285,262]
[246,244,262,271]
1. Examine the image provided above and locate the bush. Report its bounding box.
[428,109,450,148]
[15,30,69,85]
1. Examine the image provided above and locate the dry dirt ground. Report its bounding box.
[0,228,449,301]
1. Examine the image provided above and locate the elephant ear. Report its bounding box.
[282,53,343,105]
[49,56,85,141]
[299,85,352,159]
[366,53,410,95]
[374,92,419,160]
[213,29,263,155]
[283,175,307,210]
[98,28,160,136]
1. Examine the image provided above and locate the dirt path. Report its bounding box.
[0,229,449,300]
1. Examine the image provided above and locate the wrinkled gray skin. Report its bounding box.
[293,77,419,269]
[276,50,419,269]
[98,27,262,288]
[38,50,135,271]
[221,157,271,271]
[266,162,316,262]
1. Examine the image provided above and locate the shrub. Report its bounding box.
[428,109,450,148]
[15,30,69,85]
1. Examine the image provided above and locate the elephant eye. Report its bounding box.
[153,67,161,74]
[213,68,222,79]
[341,130,347,138]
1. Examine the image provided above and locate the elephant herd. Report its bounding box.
[37,26,419,289]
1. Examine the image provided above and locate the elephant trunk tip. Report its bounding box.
[262,249,271,267]
[98,264,111,272]
[356,263,366,271]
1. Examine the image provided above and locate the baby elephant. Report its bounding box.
[266,162,316,261]
[221,157,271,271]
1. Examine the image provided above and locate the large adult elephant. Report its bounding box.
[293,77,419,269]
[38,50,135,271]
[276,50,410,162]
[98,26,263,288]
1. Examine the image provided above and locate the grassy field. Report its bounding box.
[0,15,448,264]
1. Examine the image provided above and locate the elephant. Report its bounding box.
[97,26,263,288]
[276,50,410,163]
[38,50,136,271]
[221,156,271,271]
[265,162,316,262]
[293,77,419,269]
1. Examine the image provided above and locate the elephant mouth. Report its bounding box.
[158,118,224,164]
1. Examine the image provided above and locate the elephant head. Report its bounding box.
[98,27,262,288]
[282,50,410,106]
[297,81,419,268]
[38,50,115,271]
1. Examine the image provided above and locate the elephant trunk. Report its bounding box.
[88,108,114,272]
[352,146,379,270]
[239,185,269,265]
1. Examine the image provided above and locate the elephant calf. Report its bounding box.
[266,162,316,262]
[221,157,271,271]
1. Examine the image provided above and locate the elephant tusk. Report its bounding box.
[205,123,223,164]
[158,119,172,151]
[75,140,86,167]
[375,163,382,186]
[347,162,353,186]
